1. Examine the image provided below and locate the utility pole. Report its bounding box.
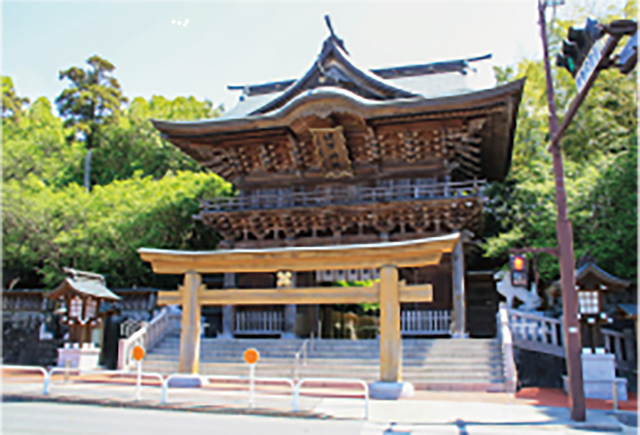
[537,0,585,421]
[538,0,636,421]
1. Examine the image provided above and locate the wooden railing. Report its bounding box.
[401,310,451,335]
[235,311,283,335]
[497,303,518,393]
[201,179,486,213]
[117,308,181,370]
[505,307,564,358]
[602,328,637,373]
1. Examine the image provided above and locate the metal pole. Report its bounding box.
[135,360,142,401]
[249,364,255,408]
[537,0,586,421]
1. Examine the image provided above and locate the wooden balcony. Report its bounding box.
[200,179,486,213]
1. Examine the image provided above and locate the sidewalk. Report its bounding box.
[2,370,636,433]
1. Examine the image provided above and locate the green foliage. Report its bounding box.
[2,76,30,121]
[3,97,85,186]
[3,60,228,288]
[56,56,128,146]
[89,96,223,186]
[3,172,232,288]
[56,55,129,190]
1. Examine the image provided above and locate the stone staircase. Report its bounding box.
[142,336,506,392]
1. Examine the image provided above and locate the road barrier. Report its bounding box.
[2,365,370,419]
[161,373,296,408]
[294,377,369,420]
[2,365,50,395]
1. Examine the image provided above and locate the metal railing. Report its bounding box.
[118,308,181,370]
[292,337,312,380]
[293,378,369,420]
[401,310,452,335]
[235,311,283,335]
[162,373,296,408]
[201,179,486,213]
[2,364,370,418]
[2,365,50,395]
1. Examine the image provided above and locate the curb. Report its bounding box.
[2,394,332,420]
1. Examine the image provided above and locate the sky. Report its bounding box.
[1,0,628,112]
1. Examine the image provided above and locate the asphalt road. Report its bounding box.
[2,402,365,435]
[2,401,633,435]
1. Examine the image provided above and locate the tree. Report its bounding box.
[2,76,29,121]
[56,55,128,191]
[88,95,223,185]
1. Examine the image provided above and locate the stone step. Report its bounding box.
[160,338,499,346]
[142,360,501,374]
[141,368,503,384]
[143,337,506,391]
[147,354,503,364]
[141,361,502,376]
[145,355,503,366]
[153,342,499,350]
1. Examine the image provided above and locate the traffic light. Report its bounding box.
[509,254,528,288]
[557,17,604,77]
[618,31,637,74]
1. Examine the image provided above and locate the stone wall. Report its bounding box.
[2,313,64,367]
[514,348,566,389]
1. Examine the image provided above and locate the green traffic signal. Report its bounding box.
[558,17,603,78]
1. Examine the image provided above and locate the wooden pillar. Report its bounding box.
[283,272,297,338]
[179,271,202,374]
[221,273,235,338]
[450,240,467,338]
[379,265,401,382]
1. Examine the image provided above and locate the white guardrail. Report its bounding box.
[2,365,369,418]
[294,378,369,420]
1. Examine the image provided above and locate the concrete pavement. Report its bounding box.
[2,373,637,433]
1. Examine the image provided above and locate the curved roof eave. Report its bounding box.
[151,78,525,138]
[249,37,417,115]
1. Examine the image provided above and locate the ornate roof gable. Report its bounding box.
[250,34,418,116]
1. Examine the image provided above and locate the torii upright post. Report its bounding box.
[379,265,401,382]
[179,271,202,374]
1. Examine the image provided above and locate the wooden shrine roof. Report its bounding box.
[48,277,120,301]
[545,261,632,297]
[151,32,524,184]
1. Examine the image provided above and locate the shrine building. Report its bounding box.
[151,23,524,340]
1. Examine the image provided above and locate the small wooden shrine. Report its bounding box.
[545,257,632,351]
[48,268,120,344]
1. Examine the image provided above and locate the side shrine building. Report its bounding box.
[151,26,524,340]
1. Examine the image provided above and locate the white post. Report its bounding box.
[135,360,142,401]
[249,364,255,408]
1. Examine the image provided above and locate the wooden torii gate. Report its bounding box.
[138,233,460,385]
